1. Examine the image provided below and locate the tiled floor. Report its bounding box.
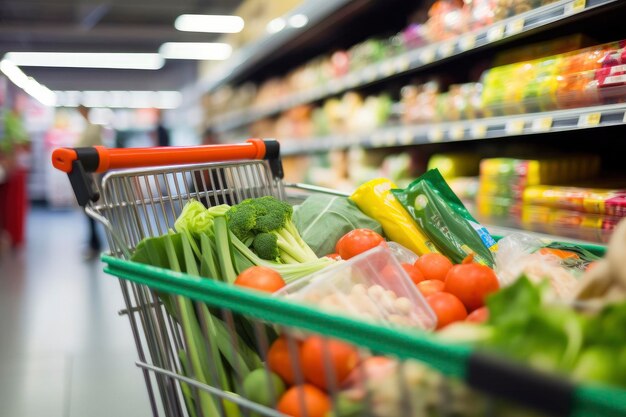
[0,207,152,417]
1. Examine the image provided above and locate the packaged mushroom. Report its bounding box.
[276,246,437,331]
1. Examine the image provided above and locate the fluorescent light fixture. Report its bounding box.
[174,14,244,33]
[266,17,286,34]
[0,59,30,88]
[0,59,56,106]
[4,52,164,70]
[288,14,308,28]
[159,42,232,60]
[53,90,182,109]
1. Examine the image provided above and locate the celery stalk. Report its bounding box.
[165,233,219,417]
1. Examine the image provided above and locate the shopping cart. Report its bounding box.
[52,139,625,417]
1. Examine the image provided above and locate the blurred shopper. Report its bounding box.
[193,128,232,206]
[0,107,29,251]
[77,105,102,259]
[154,109,170,147]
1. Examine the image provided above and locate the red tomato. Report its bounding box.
[300,336,359,390]
[426,292,468,330]
[235,266,285,293]
[466,306,489,324]
[401,263,425,285]
[267,337,302,385]
[335,229,385,260]
[444,263,500,311]
[277,384,330,417]
[414,253,453,281]
[416,279,445,297]
[325,253,342,260]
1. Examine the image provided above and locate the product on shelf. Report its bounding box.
[523,185,626,216]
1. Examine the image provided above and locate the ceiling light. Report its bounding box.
[159,42,232,60]
[0,59,29,88]
[1,59,56,106]
[4,52,164,70]
[174,14,244,33]
[288,14,308,28]
[266,18,286,34]
[53,90,182,109]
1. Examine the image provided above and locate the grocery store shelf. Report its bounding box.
[208,0,620,133]
[180,0,352,108]
[278,102,626,155]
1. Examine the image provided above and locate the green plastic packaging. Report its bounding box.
[391,169,497,266]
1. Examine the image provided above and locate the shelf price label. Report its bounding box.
[459,34,476,51]
[565,0,586,15]
[471,123,487,138]
[399,129,414,145]
[420,47,436,64]
[449,125,464,140]
[505,119,525,135]
[438,42,455,58]
[371,133,385,147]
[428,127,444,142]
[486,25,505,43]
[506,18,525,36]
[381,61,395,77]
[578,112,601,127]
[532,117,553,132]
[395,56,411,72]
[364,67,378,82]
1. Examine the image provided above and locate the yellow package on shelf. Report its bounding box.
[350,178,437,256]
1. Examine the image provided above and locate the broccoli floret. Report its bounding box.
[252,232,279,261]
[225,196,318,264]
[226,203,258,242]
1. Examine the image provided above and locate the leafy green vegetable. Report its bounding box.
[479,276,626,387]
[293,195,383,257]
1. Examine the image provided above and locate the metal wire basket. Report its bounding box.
[52,139,625,417]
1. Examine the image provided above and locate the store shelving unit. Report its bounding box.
[194,0,626,244]
[279,102,626,155]
[207,0,621,133]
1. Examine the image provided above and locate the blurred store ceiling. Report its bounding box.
[0,0,242,91]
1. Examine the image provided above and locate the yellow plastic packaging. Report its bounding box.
[350,178,437,256]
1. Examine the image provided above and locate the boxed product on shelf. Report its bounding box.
[476,156,601,220]
[482,40,626,116]
[523,185,626,216]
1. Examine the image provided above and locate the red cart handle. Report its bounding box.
[51,139,282,207]
[52,138,269,174]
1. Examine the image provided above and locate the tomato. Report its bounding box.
[277,384,331,417]
[325,253,342,260]
[444,263,499,311]
[300,336,359,390]
[401,263,425,285]
[416,279,445,297]
[466,306,489,324]
[426,292,468,330]
[414,253,453,281]
[335,229,385,260]
[267,337,302,385]
[234,266,285,293]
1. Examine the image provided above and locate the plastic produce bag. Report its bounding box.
[494,233,596,301]
[391,169,496,266]
[293,195,383,257]
[350,178,437,256]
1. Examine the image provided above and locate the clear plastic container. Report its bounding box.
[276,245,437,331]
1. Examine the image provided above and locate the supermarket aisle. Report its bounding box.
[0,207,151,417]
